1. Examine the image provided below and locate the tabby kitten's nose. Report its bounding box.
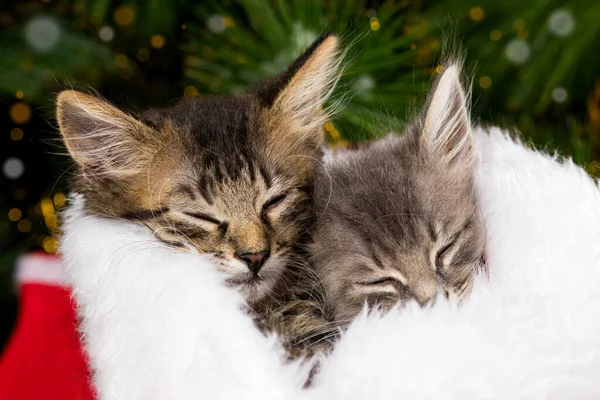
[235,250,270,274]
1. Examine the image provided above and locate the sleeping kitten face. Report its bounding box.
[311,64,485,324]
[56,34,341,303]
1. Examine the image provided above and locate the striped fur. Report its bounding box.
[56,34,342,356]
[310,62,485,329]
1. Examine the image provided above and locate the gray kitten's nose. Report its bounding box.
[412,280,439,306]
[235,250,270,274]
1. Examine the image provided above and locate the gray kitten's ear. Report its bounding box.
[422,64,472,164]
[56,90,156,178]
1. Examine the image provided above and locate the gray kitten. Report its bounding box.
[310,64,486,326]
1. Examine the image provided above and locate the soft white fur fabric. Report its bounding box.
[61,203,305,400]
[62,127,600,399]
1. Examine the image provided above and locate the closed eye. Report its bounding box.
[436,240,456,270]
[263,193,287,211]
[183,211,221,225]
[356,277,400,286]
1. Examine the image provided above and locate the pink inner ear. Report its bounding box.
[480,253,489,279]
[57,91,152,176]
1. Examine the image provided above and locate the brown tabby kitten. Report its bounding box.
[310,63,486,328]
[56,34,341,354]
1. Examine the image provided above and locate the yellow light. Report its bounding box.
[41,198,54,216]
[517,29,529,40]
[429,40,441,51]
[330,128,341,141]
[41,197,57,230]
[45,215,58,229]
[513,18,525,30]
[10,128,24,141]
[115,54,129,69]
[183,86,199,98]
[181,24,187,30]
[53,193,67,208]
[114,6,135,27]
[224,16,235,27]
[9,102,31,125]
[136,48,150,62]
[469,7,484,22]
[17,219,32,233]
[8,208,22,222]
[15,90,24,99]
[324,122,341,140]
[43,237,59,254]
[150,34,165,49]
[479,76,492,89]
[490,29,502,41]
[370,17,380,31]
[435,65,444,74]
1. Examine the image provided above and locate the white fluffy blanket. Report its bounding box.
[61,127,600,400]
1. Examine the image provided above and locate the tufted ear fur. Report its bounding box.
[254,34,343,167]
[271,33,341,129]
[422,64,473,166]
[56,90,158,179]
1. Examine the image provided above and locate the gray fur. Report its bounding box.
[310,64,486,326]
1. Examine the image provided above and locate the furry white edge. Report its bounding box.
[62,127,600,400]
[60,199,307,400]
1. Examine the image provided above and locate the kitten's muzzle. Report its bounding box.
[235,250,270,275]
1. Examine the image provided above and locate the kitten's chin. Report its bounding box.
[226,255,287,304]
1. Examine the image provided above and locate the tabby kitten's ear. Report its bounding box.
[422,64,473,166]
[255,33,342,156]
[56,90,156,178]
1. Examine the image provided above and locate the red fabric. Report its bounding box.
[0,283,95,400]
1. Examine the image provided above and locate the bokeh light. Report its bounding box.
[479,76,492,88]
[3,157,25,180]
[505,39,531,64]
[99,26,115,42]
[490,30,502,41]
[10,128,24,141]
[207,15,227,33]
[552,87,568,103]
[150,35,165,49]
[114,6,135,27]
[42,236,58,253]
[17,219,32,233]
[53,193,67,208]
[370,17,380,31]
[469,7,485,22]
[8,208,22,222]
[25,15,61,52]
[354,75,376,92]
[184,86,199,98]
[9,102,31,124]
[548,9,575,37]
[324,121,341,141]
